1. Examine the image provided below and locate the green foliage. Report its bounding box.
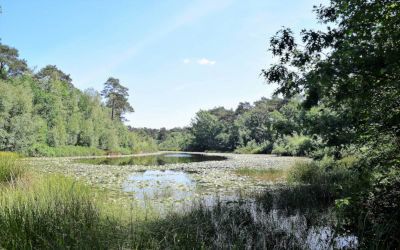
[0,175,125,249]
[262,1,400,246]
[0,152,23,183]
[158,131,193,151]
[234,140,273,154]
[101,77,134,121]
[288,156,357,198]
[0,43,29,79]
[190,110,225,151]
[28,144,105,157]
[0,52,157,156]
[272,135,317,156]
[129,132,158,153]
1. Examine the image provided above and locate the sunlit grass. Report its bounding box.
[0,152,24,183]
[235,167,288,182]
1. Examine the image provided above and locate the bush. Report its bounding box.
[28,144,105,157]
[0,152,23,183]
[272,135,317,156]
[355,173,400,249]
[288,156,356,193]
[130,134,158,153]
[158,132,193,151]
[234,140,273,154]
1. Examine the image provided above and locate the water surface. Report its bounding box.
[77,153,226,166]
[123,170,195,201]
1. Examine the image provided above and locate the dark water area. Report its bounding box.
[76,153,227,166]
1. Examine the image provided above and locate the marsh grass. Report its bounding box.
[287,157,355,194]
[0,152,24,183]
[235,167,288,182]
[0,173,347,249]
[0,175,130,249]
[0,153,354,249]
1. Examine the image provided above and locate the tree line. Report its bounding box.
[143,97,327,157]
[0,44,156,156]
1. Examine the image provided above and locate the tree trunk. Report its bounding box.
[111,99,115,120]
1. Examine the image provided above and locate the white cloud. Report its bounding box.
[197,58,216,65]
[183,58,191,64]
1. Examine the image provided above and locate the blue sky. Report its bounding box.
[0,0,327,128]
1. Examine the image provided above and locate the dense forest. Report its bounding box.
[0,45,157,156]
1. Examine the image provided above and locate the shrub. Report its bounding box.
[28,144,105,157]
[234,140,273,154]
[272,135,317,156]
[289,156,355,186]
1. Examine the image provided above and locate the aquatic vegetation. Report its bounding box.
[0,153,359,249]
[235,167,288,182]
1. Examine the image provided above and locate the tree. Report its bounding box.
[262,0,400,247]
[262,1,400,147]
[0,43,29,79]
[190,111,224,151]
[234,102,252,116]
[101,77,134,121]
[35,65,73,88]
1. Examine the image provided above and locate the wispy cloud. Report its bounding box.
[197,58,216,65]
[78,0,231,85]
[183,58,191,64]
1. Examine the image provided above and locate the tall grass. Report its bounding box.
[0,175,128,249]
[235,167,288,182]
[0,173,350,249]
[0,152,23,183]
[287,156,355,192]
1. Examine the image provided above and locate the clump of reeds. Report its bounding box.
[0,152,23,183]
[235,167,288,182]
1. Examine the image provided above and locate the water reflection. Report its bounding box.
[77,153,226,166]
[122,170,357,249]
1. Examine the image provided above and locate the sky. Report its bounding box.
[0,0,327,128]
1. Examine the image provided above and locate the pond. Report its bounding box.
[31,154,358,248]
[76,153,227,166]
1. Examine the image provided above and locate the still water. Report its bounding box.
[123,170,195,201]
[77,153,226,166]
